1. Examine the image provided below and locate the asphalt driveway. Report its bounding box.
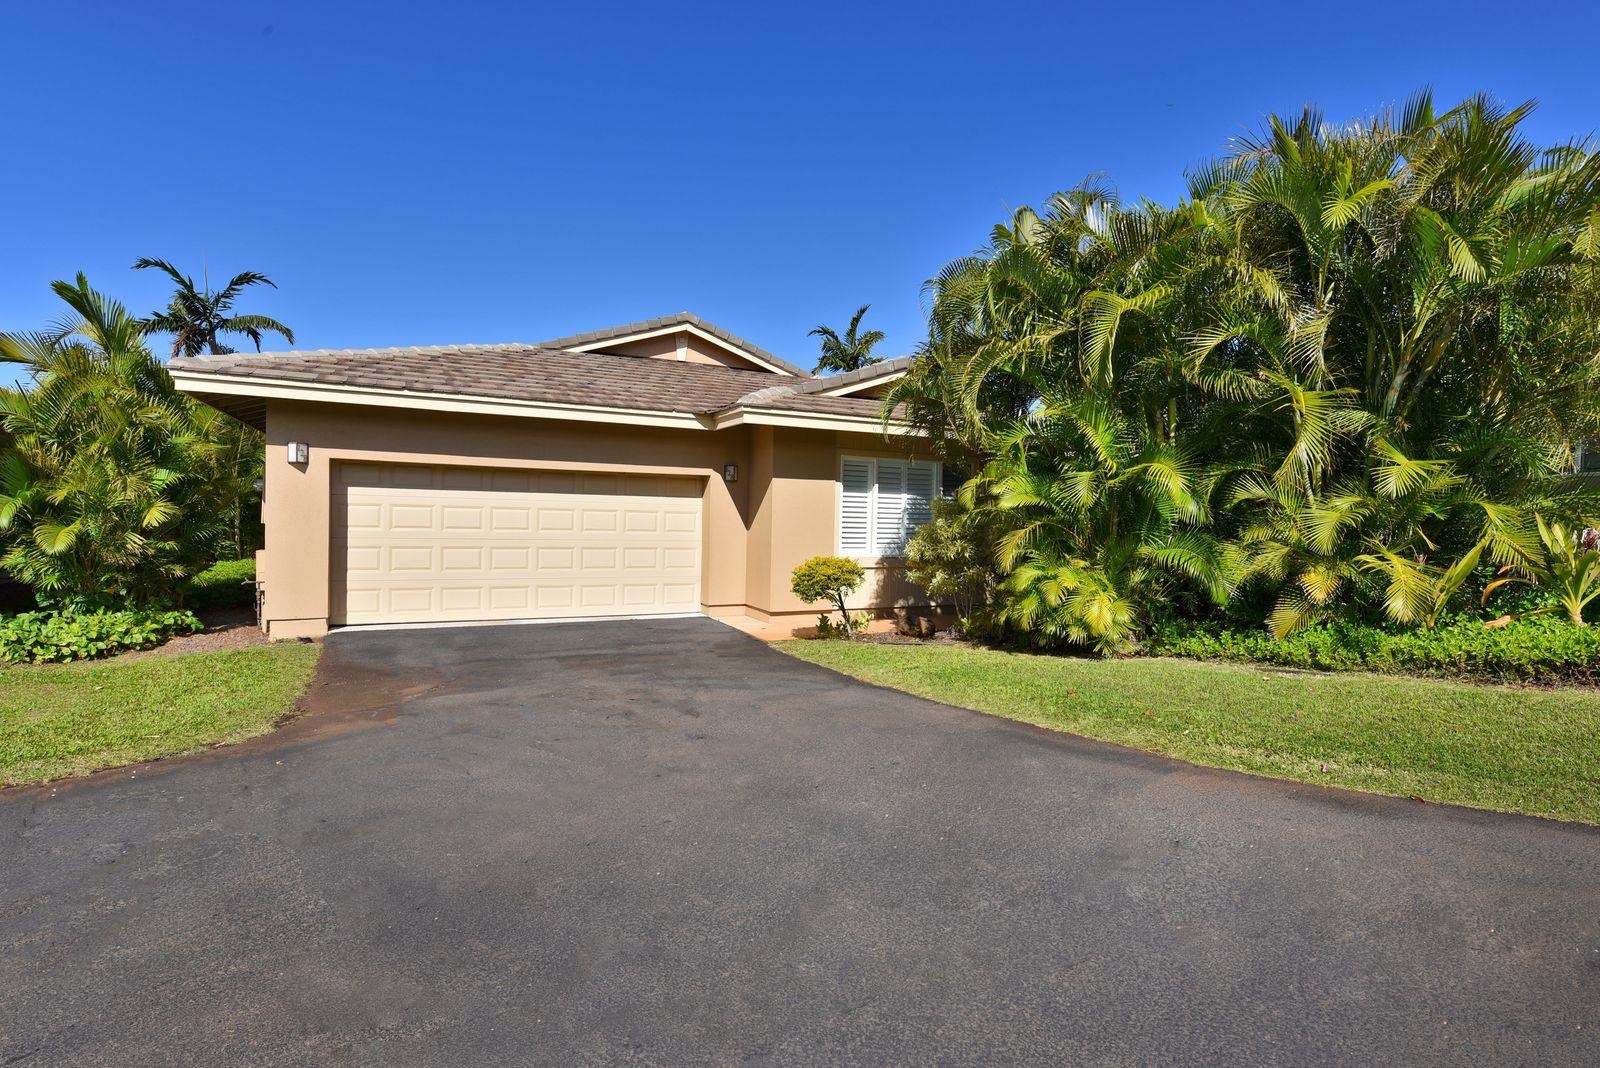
[3,618,1597,1066]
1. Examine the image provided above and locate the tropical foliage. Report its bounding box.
[809,304,885,374]
[133,258,294,358]
[887,92,1600,652]
[0,272,275,608]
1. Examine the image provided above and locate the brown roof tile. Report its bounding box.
[172,344,782,415]
[172,339,911,427]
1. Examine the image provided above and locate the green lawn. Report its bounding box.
[1,644,321,787]
[780,640,1600,824]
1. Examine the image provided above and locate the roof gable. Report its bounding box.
[539,313,809,378]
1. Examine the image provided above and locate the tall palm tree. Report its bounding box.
[886,92,1600,644]
[808,304,885,374]
[133,258,295,358]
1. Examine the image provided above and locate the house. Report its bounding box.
[170,313,940,638]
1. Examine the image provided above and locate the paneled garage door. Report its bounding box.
[332,463,703,626]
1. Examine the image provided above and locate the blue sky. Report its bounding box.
[3,0,1598,378]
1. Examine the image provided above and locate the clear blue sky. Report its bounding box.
[4,0,1598,376]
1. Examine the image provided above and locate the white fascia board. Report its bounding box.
[567,324,799,377]
[709,406,923,436]
[170,371,710,431]
[814,368,908,397]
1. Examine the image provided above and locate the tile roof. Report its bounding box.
[172,344,781,415]
[538,312,811,378]
[785,355,914,395]
[171,324,914,429]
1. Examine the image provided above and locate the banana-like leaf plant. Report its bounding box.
[1482,516,1600,626]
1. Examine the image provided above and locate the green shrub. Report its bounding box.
[0,609,204,665]
[814,612,872,639]
[1147,616,1600,685]
[792,556,867,636]
[903,498,1001,626]
[188,558,257,611]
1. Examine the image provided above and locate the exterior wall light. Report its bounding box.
[723,463,738,483]
[287,441,309,464]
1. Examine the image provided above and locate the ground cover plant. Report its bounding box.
[0,608,202,664]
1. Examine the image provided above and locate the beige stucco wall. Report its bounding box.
[741,428,942,621]
[256,401,934,636]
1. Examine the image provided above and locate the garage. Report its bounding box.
[331,463,703,626]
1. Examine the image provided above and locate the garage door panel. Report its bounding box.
[489,587,530,610]
[579,547,616,570]
[332,464,702,625]
[538,508,575,532]
[492,507,531,531]
[441,506,486,531]
[536,587,574,609]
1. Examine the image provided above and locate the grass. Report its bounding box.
[779,640,1600,825]
[0,643,321,787]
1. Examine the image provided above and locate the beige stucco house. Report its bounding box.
[171,313,941,639]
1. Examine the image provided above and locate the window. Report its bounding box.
[838,456,940,556]
[1579,441,1600,475]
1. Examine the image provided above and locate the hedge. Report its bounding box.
[1146,616,1600,685]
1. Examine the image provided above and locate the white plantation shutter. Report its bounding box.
[904,462,936,531]
[838,456,942,557]
[839,459,873,554]
[874,460,907,554]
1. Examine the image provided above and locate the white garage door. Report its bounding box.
[332,463,703,626]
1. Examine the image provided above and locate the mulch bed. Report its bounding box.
[122,607,272,660]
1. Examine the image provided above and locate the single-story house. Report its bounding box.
[171,313,942,638]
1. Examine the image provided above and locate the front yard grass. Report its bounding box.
[1,643,321,787]
[779,641,1600,824]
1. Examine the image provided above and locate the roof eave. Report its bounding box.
[170,369,714,431]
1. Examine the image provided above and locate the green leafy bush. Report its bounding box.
[814,612,872,639]
[0,609,203,665]
[903,497,1001,631]
[187,558,257,611]
[792,556,867,636]
[1148,616,1600,685]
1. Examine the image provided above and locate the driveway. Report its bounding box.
[3,619,1597,1065]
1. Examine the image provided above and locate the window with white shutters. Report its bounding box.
[839,459,874,554]
[873,459,907,555]
[838,456,941,557]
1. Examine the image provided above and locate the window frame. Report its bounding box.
[836,454,942,560]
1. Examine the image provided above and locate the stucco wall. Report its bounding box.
[256,401,934,636]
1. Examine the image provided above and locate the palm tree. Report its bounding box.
[133,258,295,358]
[808,304,885,374]
[885,92,1600,643]
[0,275,260,606]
